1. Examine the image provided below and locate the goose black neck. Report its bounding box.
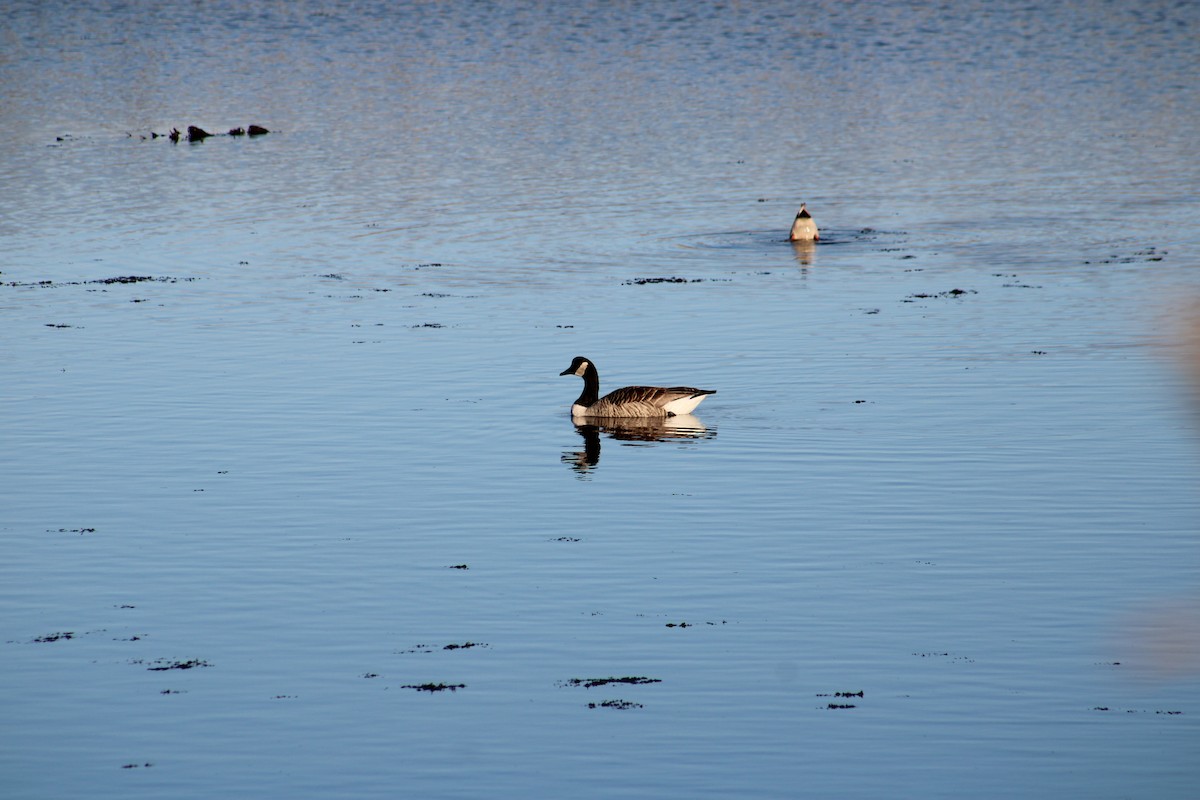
[576,362,600,407]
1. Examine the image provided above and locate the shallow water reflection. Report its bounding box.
[562,415,714,476]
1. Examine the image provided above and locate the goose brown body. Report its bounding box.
[560,357,715,419]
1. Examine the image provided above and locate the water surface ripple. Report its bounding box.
[2,1,1199,798]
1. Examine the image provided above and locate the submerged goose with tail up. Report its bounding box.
[560,356,715,419]
[788,203,819,242]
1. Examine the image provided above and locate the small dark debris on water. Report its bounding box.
[443,642,487,650]
[45,323,73,328]
[562,676,662,689]
[187,125,211,142]
[32,631,75,643]
[96,275,153,284]
[557,324,574,329]
[49,527,95,534]
[413,322,445,328]
[448,564,469,570]
[146,658,211,671]
[817,690,864,698]
[588,699,643,710]
[913,652,974,663]
[552,536,581,542]
[625,277,705,285]
[826,703,857,709]
[121,763,153,769]
[402,682,466,692]
[160,689,184,694]
[906,288,976,301]
[362,672,380,679]
[1031,350,1047,355]
[1084,246,1165,265]
[665,622,691,628]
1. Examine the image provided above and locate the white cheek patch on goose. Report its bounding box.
[576,361,590,376]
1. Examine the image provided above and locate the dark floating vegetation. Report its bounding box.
[7,275,196,289]
[588,699,643,710]
[397,641,488,654]
[1083,246,1166,265]
[448,564,469,570]
[905,288,977,301]
[32,631,75,643]
[624,276,729,285]
[561,676,662,689]
[821,690,863,708]
[913,652,975,663]
[626,276,702,285]
[401,682,466,692]
[121,763,154,769]
[145,658,212,671]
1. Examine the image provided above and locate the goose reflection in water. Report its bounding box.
[561,414,715,475]
[790,238,816,267]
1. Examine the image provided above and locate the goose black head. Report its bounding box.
[560,356,591,377]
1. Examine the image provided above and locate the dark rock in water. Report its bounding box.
[247,124,269,136]
[187,125,211,142]
[228,127,245,136]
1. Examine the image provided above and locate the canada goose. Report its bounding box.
[560,356,715,418]
[788,203,819,242]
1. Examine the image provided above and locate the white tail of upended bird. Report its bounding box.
[788,203,819,242]
[560,356,715,419]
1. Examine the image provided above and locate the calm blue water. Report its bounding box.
[3,1,1199,798]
